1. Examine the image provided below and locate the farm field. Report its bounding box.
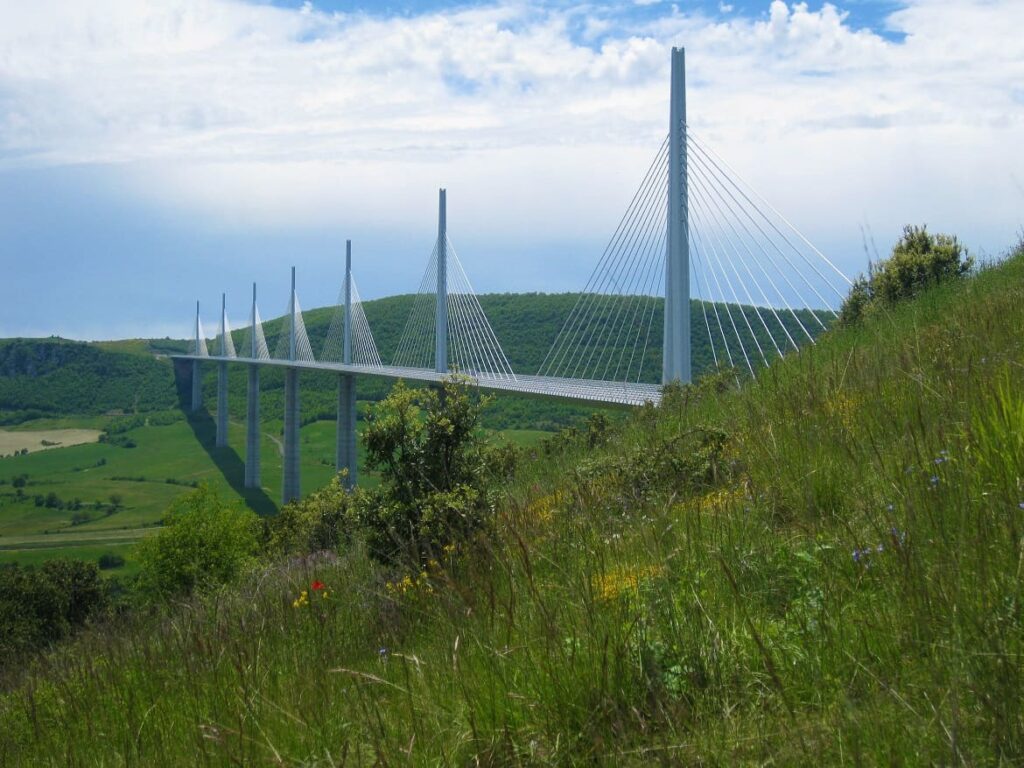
[0,427,103,456]
[0,411,551,568]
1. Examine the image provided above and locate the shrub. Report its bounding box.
[0,560,106,660]
[265,475,352,556]
[97,553,126,570]
[353,378,494,565]
[134,485,260,600]
[840,225,973,324]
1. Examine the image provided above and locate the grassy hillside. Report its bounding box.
[2,246,1020,763]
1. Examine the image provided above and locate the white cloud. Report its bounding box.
[0,0,1022,276]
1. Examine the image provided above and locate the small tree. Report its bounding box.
[355,378,494,565]
[135,485,260,599]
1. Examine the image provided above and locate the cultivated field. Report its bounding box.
[0,428,102,455]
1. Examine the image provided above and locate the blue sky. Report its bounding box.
[1,0,1022,340]
[266,0,906,39]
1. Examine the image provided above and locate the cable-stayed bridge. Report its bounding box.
[172,48,849,504]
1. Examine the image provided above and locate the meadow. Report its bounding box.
[0,407,551,570]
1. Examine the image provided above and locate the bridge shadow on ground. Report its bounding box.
[183,409,278,518]
[173,358,277,517]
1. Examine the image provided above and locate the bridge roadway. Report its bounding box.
[172,354,663,407]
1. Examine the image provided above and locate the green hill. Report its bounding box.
[2,292,827,432]
[0,338,178,424]
[2,243,1021,763]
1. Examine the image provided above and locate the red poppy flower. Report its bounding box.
[311,580,326,591]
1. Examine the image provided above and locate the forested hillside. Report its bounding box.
[0,339,177,424]
[1,293,828,431]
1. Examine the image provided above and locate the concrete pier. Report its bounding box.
[282,367,300,504]
[191,360,203,412]
[216,361,228,447]
[336,374,357,489]
[245,365,260,488]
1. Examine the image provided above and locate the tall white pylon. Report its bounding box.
[435,188,448,374]
[663,45,691,385]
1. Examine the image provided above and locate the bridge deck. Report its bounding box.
[172,355,663,407]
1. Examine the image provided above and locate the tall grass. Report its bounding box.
[2,247,1023,765]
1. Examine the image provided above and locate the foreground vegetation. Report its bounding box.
[1,234,1022,763]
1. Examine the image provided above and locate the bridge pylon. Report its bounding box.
[245,282,261,489]
[216,292,231,448]
[663,45,691,385]
[191,300,205,412]
[282,267,301,505]
[337,240,358,489]
[435,189,448,374]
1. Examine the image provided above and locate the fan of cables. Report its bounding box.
[539,130,850,384]
[392,235,516,380]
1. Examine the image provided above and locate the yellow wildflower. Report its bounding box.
[825,392,858,433]
[594,564,665,601]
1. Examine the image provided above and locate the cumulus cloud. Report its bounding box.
[0,0,1022,269]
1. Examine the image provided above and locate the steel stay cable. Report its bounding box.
[538,136,668,376]
[562,147,669,379]
[686,156,797,354]
[688,194,753,375]
[566,152,669,379]
[687,142,818,342]
[690,230,733,368]
[618,209,668,383]
[691,248,719,370]
[689,181,764,369]
[446,244,492,376]
[540,137,669,377]
[448,237,516,378]
[392,242,438,366]
[606,191,669,382]
[687,135,841,317]
[448,238,515,378]
[687,162,784,359]
[687,131,851,290]
[586,161,669,381]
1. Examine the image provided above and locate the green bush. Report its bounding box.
[840,225,973,324]
[353,378,494,565]
[264,475,352,556]
[134,485,260,600]
[0,560,106,660]
[97,553,126,570]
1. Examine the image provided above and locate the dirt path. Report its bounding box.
[266,432,284,457]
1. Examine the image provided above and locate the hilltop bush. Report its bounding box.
[135,485,260,600]
[840,224,973,324]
